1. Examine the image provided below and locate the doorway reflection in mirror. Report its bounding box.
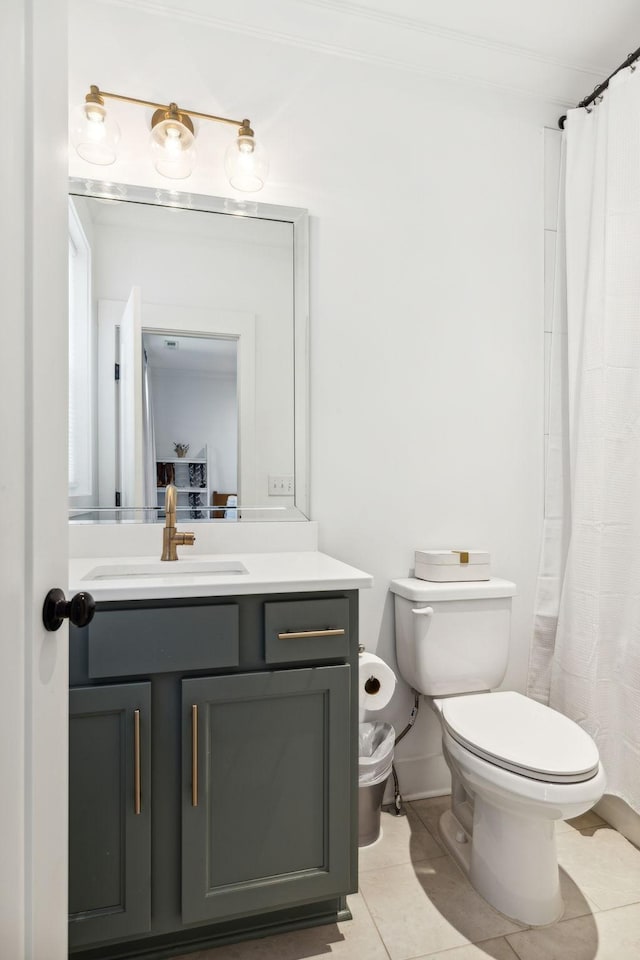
[144,332,238,522]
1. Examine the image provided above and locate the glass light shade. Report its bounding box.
[150,118,195,179]
[70,101,120,165]
[224,134,268,192]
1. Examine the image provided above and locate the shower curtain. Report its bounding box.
[528,65,640,812]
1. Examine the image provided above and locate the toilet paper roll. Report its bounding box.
[359,652,396,711]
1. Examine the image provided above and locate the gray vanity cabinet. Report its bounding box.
[181,665,351,923]
[68,682,152,949]
[68,590,359,958]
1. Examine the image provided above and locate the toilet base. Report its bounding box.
[439,802,564,927]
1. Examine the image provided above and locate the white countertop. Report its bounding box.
[70,551,373,602]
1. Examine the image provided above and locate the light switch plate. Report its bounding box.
[268,475,294,496]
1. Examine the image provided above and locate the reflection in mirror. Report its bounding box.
[67,181,309,522]
[145,333,238,521]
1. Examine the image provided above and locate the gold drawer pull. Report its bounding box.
[134,709,141,815]
[191,704,198,808]
[277,628,346,640]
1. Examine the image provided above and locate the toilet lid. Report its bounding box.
[441,691,600,784]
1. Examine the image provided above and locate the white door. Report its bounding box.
[0,1,69,957]
[97,292,144,513]
[119,287,144,509]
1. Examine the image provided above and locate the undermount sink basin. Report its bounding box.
[82,560,249,581]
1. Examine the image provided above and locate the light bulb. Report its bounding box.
[150,110,195,179]
[85,104,104,123]
[224,127,268,192]
[70,100,120,165]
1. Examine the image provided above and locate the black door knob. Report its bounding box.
[42,589,96,632]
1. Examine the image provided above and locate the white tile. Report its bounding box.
[359,804,444,873]
[416,937,519,960]
[411,795,450,837]
[544,127,562,230]
[359,857,523,960]
[507,901,640,960]
[558,866,600,921]
[557,824,640,911]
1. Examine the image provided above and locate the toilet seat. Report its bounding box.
[440,691,600,784]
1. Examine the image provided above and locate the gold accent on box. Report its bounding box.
[452,550,470,564]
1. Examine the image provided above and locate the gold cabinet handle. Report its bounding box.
[277,628,346,640]
[191,704,198,808]
[134,709,141,815]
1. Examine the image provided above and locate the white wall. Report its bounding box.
[68,1,559,796]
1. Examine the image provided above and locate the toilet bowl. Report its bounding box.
[435,691,605,925]
[390,576,606,926]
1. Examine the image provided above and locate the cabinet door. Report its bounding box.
[68,683,151,949]
[182,666,351,924]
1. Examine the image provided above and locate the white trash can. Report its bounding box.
[358,721,395,846]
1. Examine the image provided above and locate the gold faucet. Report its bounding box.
[161,483,196,561]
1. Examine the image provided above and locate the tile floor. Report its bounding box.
[174,797,640,960]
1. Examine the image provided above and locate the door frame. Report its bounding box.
[0,0,69,956]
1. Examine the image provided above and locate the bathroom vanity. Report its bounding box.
[67,553,371,959]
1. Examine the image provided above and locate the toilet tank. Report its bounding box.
[390,577,516,696]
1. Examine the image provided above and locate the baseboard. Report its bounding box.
[383,752,451,804]
[596,794,640,849]
[398,788,452,802]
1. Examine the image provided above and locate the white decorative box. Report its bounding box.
[414,549,490,582]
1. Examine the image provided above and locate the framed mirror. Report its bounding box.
[68,178,309,523]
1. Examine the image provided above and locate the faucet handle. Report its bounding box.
[176,531,196,547]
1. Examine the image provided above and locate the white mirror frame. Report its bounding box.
[69,178,310,521]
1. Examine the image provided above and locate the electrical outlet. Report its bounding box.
[268,475,294,496]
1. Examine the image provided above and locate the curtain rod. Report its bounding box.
[558,44,640,129]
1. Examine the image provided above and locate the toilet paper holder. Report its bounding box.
[358,644,382,695]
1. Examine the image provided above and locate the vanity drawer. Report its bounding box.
[264,598,350,664]
[87,605,239,678]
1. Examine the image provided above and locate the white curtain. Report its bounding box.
[529,66,640,812]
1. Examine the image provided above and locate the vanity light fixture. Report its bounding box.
[71,85,268,192]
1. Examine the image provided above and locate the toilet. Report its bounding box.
[390,576,606,926]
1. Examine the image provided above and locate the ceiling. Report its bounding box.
[90,0,640,106]
[143,332,237,376]
[318,0,639,73]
